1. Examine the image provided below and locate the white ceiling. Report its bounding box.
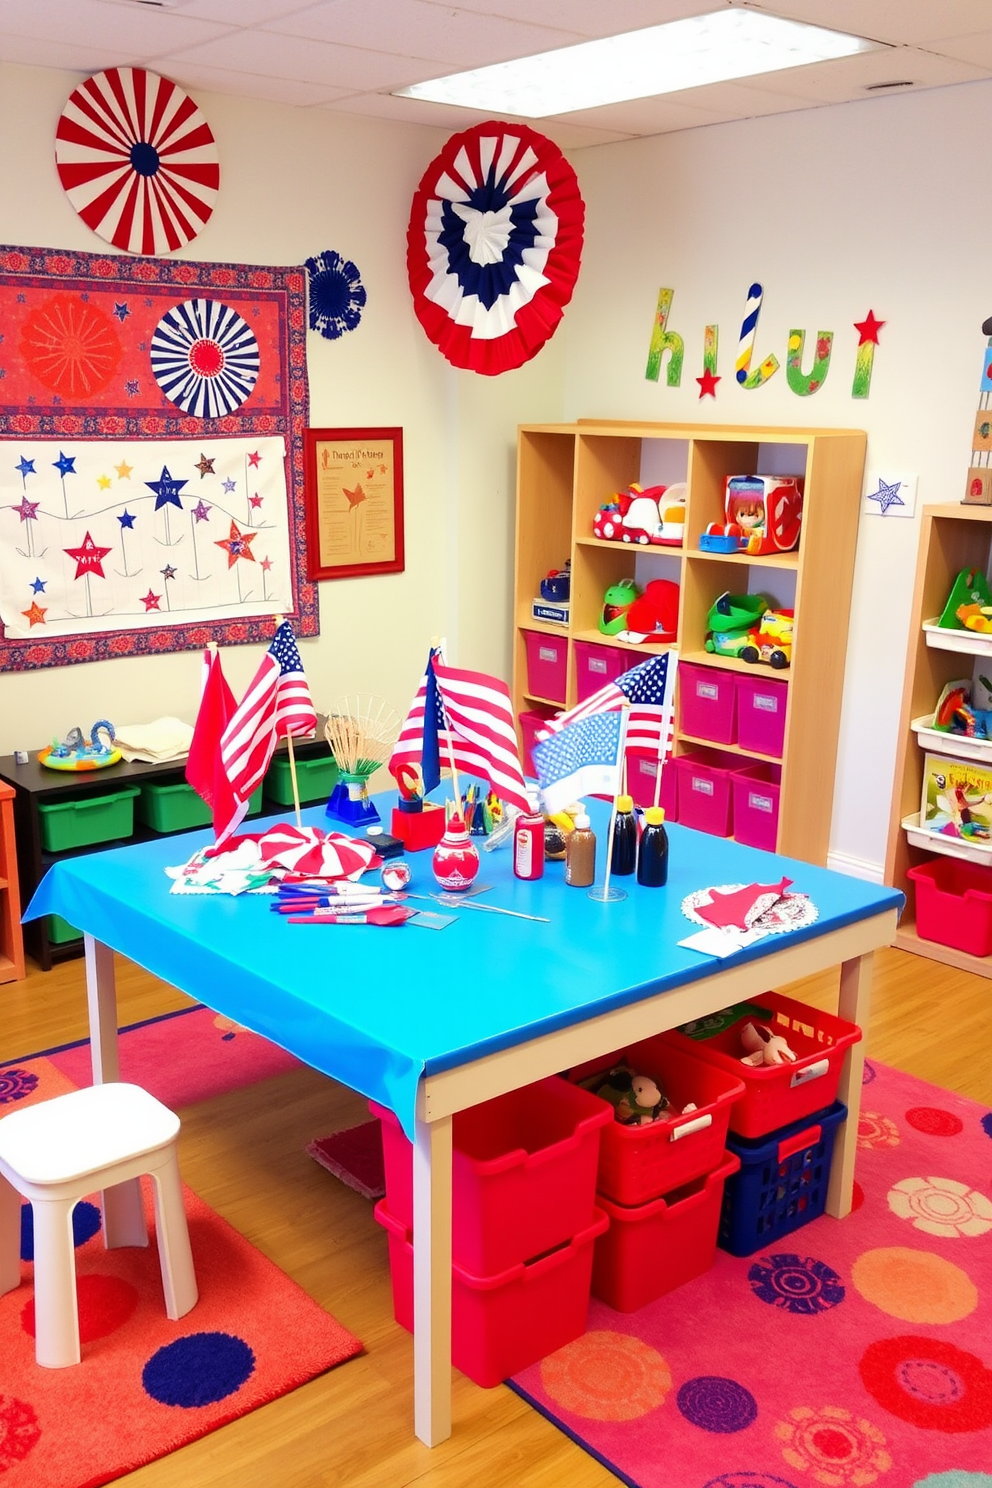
[5,0,992,148]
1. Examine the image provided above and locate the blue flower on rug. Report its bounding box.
[304,249,366,339]
[748,1253,846,1315]
[863,1060,877,1085]
[677,1376,757,1433]
[981,1111,992,1142]
[21,1199,101,1261]
[142,1331,256,1407]
[0,1068,39,1105]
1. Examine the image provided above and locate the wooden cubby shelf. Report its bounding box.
[513,420,867,866]
[885,502,992,977]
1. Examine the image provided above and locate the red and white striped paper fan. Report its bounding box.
[55,67,220,256]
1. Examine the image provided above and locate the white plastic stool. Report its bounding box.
[0,1082,198,1367]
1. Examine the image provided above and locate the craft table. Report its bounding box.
[24,801,903,1447]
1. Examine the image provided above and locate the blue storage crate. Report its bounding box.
[718,1101,846,1257]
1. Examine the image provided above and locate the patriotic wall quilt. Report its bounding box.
[0,244,316,670]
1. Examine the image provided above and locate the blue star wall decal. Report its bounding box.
[53,451,76,477]
[146,466,188,511]
[30,577,46,593]
[15,456,35,479]
[117,510,136,529]
[867,477,905,514]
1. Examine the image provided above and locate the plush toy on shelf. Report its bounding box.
[740,1021,797,1067]
[599,577,641,636]
[595,1065,670,1126]
[700,474,803,556]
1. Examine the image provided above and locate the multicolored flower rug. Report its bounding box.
[0,1185,361,1486]
[510,1060,992,1488]
[0,1003,304,1113]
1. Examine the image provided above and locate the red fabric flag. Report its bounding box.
[185,647,238,838]
[215,621,317,846]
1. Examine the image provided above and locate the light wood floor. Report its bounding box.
[2,943,989,1488]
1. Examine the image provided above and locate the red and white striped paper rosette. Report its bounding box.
[55,67,220,256]
[407,121,584,376]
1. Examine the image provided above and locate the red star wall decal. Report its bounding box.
[21,601,47,626]
[247,450,261,468]
[854,310,885,345]
[64,531,112,580]
[696,368,721,399]
[215,520,257,568]
[141,590,162,611]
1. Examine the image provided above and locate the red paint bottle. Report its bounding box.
[513,807,545,880]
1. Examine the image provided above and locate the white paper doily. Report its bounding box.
[681,884,819,935]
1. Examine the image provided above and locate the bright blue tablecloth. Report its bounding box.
[25,800,903,1139]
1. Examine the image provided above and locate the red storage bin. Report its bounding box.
[731,761,782,852]
[369,1075,611,1275]
[679,663,737,745]
[907,856,992,957]
[565,1035,745,1205]
[661,990,862,1140]
[592,1152,740,1312]
[736,674,788,758]
[524,630,567,703]
[627,752,678,821]
[375,1199,608,1387]
[574,640,630,702]
[674,748,741,836]
[518,707,556,776]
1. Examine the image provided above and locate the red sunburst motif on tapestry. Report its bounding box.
[19,293,123,399]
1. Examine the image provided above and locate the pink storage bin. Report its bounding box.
[369,1074,611,1275]
[626,751,678,821]
[736,674,788,758]
[524,630,567,703]
[732,762,782,852]
[679,663,737,745]
[674,748,741,836]
[375,1199,608,1388]
[574,640,630,702]
[518,708,556,776]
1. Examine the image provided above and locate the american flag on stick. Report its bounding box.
[543,651,677,803]
[214,621,317,846]
[389,648,530,815]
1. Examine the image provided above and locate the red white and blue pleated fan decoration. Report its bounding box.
[55,68,220,256]
[407,122,584,376]
[150,299,260,417]
[304,250,367,340]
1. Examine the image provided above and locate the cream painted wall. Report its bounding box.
[562,80,992,877]
[0,62,564,762]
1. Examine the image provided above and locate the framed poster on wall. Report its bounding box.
[303,427,404,580]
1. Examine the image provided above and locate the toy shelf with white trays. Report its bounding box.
[886,502,992,975]
[512,420,867,866]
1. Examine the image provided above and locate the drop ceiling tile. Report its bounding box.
[161,59,351,105]
[749,0,992,48]
[0,0,233,56]
[267,0,583,66]
[922,31,992,69]
[426,0,717,41]
[165,28,445,89]
[172,0,322,22]
[737,44,992,103]
[546,94,736,135]
[0,33,134,72]
[323,89,633,146]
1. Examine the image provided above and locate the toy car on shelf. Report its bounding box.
[592,483,687,546]
[739,608,794,669]
[704,592,768,658]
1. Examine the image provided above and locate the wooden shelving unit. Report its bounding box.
[885,502,992,976]
[0,782,25,983]
[512,420,867,866]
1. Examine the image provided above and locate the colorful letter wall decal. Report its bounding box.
[644,285,884,399]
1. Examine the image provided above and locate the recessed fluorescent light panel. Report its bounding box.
[395,9,881,117]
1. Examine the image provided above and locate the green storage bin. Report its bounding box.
[136,779,263,833]
[264,752,338,806]
[38,786,140,852]
[47,913,82,945]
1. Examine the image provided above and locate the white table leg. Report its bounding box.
[83,936,119,1085]
[413,1111,452,1447]
[826,949,873,1218]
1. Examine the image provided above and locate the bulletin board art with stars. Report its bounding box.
[0,244,317,672]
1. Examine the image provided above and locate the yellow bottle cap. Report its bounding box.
[644,807,665,825]
[617,795,634,813]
